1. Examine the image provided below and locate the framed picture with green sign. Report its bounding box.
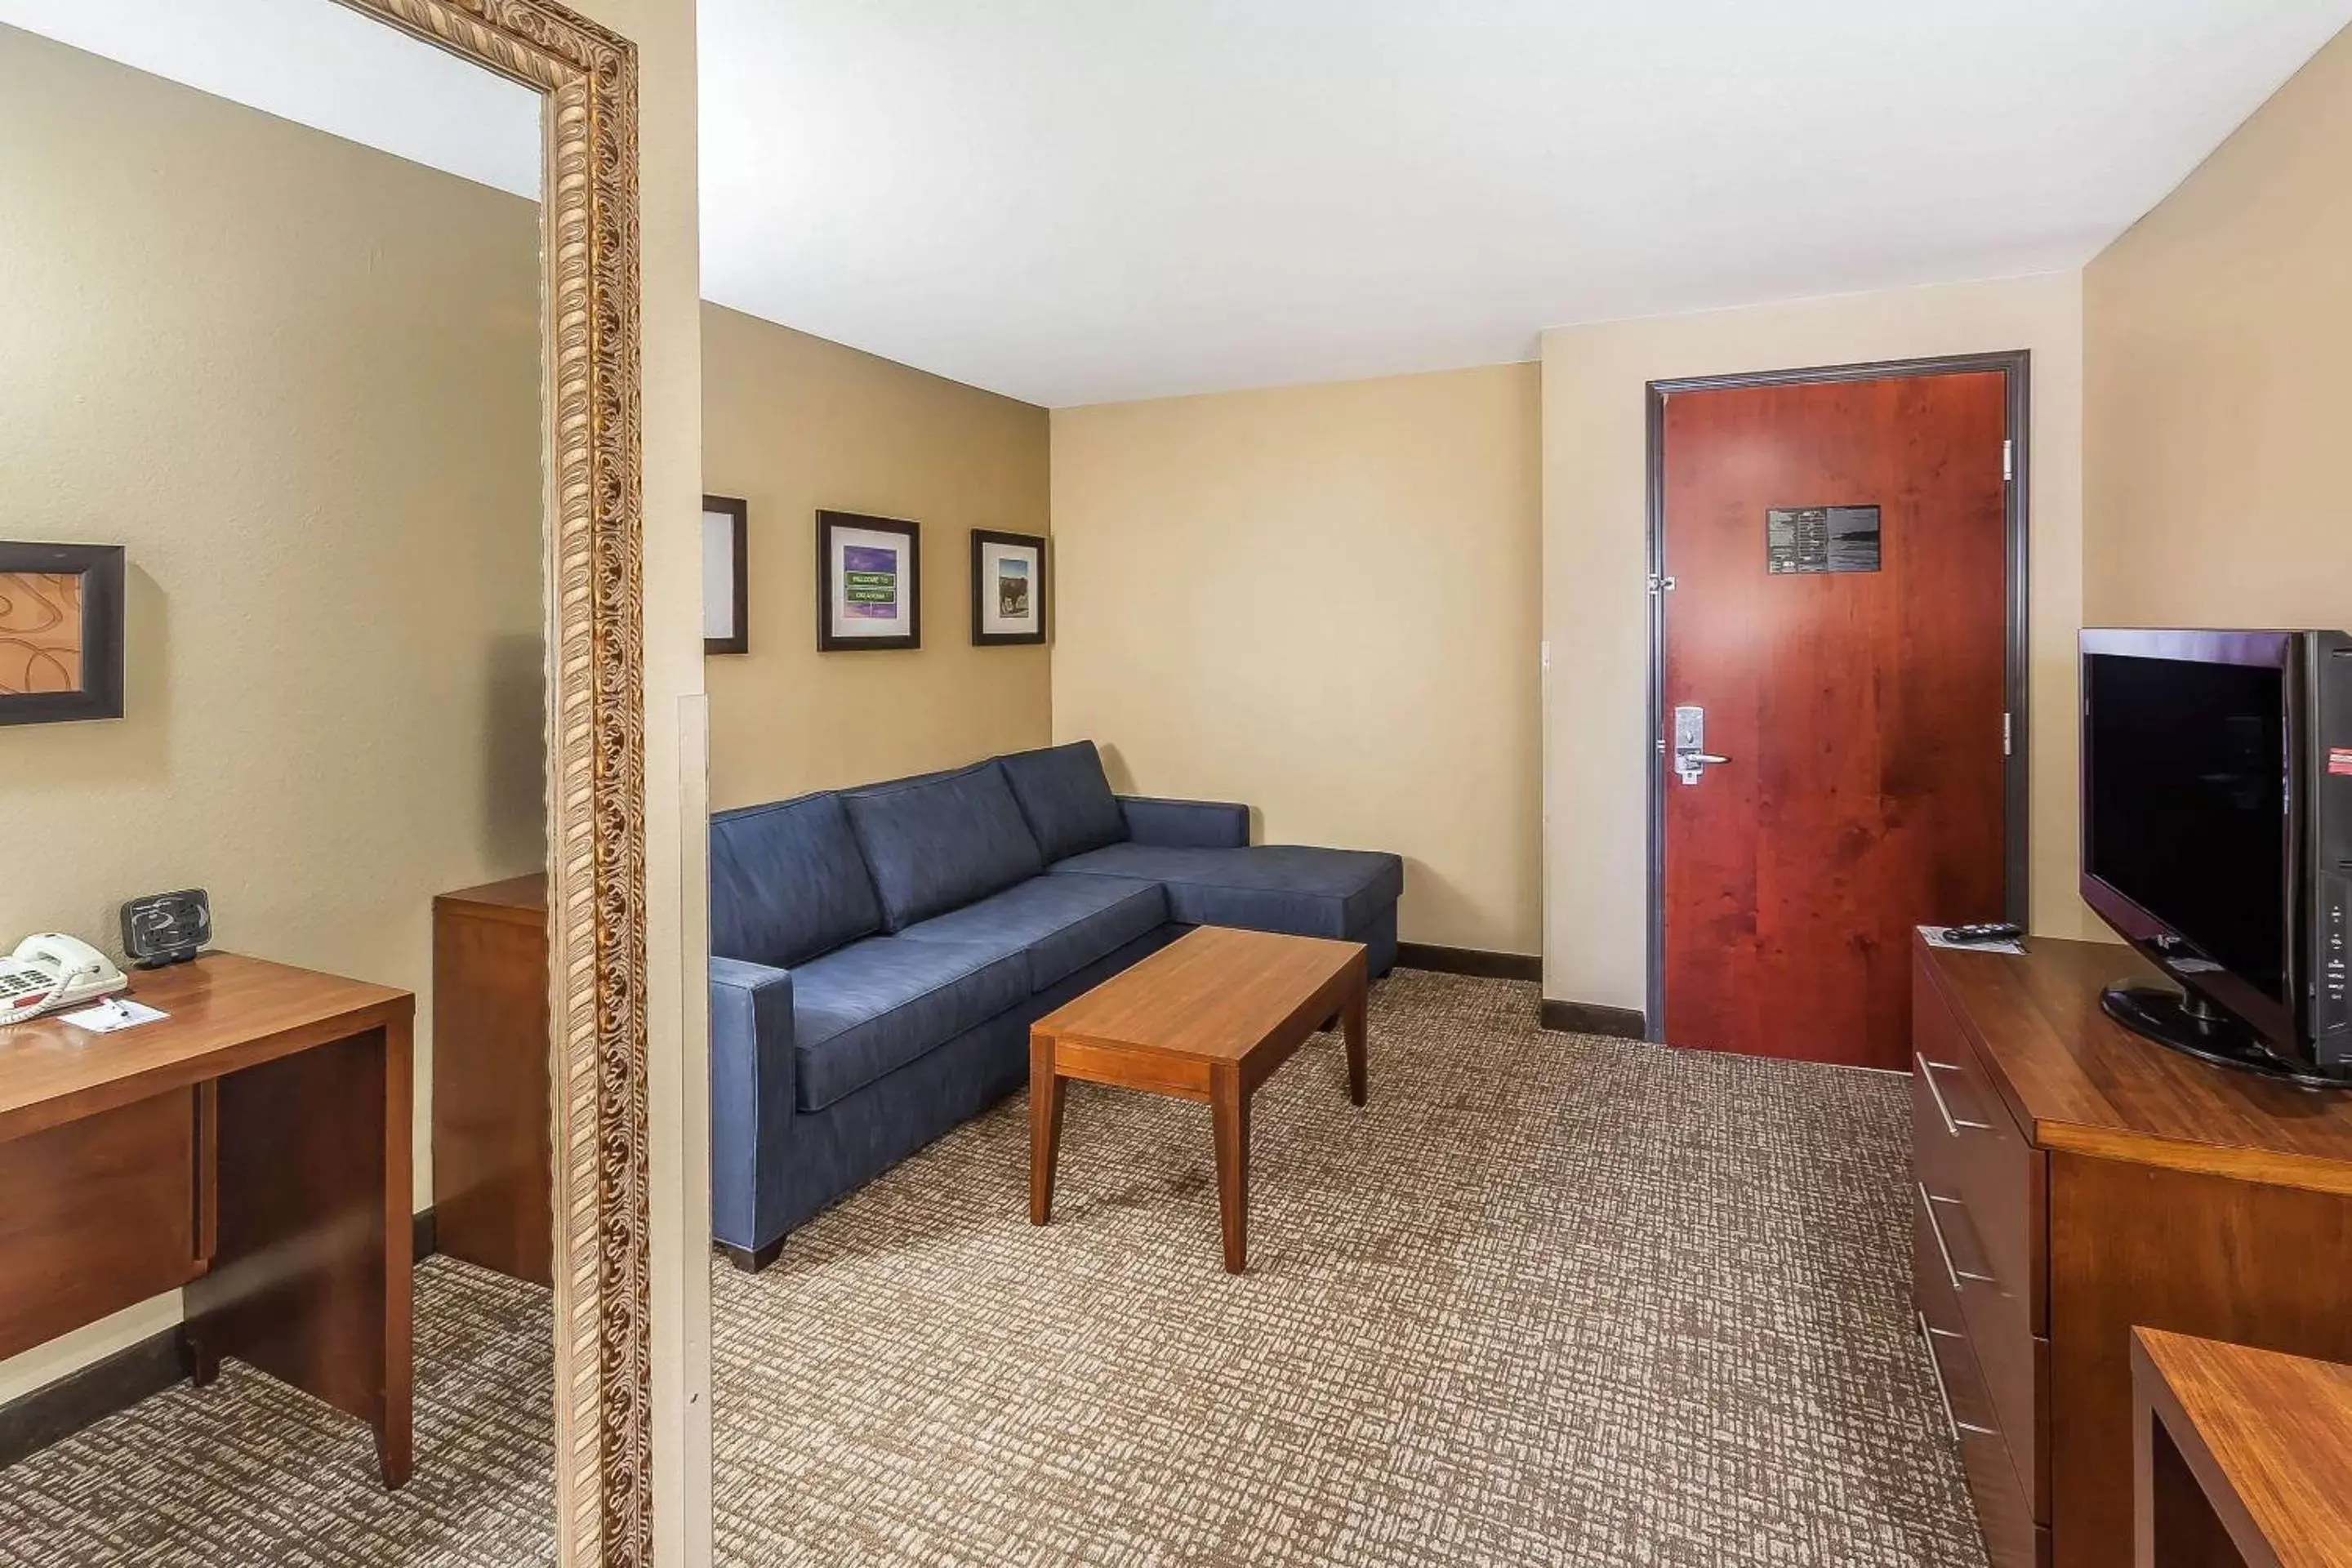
[815,510,920,652]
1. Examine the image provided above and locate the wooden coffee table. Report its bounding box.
[1027,924,1369,1273]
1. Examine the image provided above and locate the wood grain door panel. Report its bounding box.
[1662,372,2009,1068]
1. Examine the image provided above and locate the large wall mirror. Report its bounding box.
[0,1,653,1562]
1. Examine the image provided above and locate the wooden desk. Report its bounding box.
[0,953,414,1486]
[431,873,550,1285]
[2132,1330,2352,1567]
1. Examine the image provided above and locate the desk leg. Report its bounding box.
[380,1013,412,1488]
[184,1019,414,1490]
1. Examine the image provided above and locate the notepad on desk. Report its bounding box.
[60,996,169,1032]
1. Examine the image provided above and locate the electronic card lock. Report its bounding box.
[1672,705,1730,786]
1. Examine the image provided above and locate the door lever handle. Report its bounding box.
[1669,703,1727,785]
[1672,751,1729,786]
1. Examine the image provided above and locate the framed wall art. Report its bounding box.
[702,494,748,654]
[970,528,1046,646]
[816,510,920,651]
[0,541,125,725]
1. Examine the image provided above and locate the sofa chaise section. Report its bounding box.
[1049,844,1400,978]
[996,742,1399,972]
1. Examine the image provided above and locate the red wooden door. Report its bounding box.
[1659,372,2009,1070]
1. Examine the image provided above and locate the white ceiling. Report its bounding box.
[0,0,538,198]
[10,2,2349,408]
[702,0,2352,406]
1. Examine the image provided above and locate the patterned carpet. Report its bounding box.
[0,1258,555,1566]
[0,971,1984,1566]
[711,970,1984,1567]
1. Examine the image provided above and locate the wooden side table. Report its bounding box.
[431,873,551,1286]
[2132,1328,2352,1567]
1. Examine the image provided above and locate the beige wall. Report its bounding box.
[2084,24,2352,627]
[1541,273,2094,1015]
[1050,364,1544,956]
[702,305,1052,805]
[0,25,542,1398]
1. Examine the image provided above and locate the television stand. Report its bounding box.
[1913,933,2352,1568]
[2100,982,2352,1091]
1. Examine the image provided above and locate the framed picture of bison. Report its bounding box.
[969,528,1045,647]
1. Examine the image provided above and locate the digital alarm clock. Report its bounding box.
[119,888,211,968]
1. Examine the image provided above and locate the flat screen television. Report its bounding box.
[2079,629,2352,1086]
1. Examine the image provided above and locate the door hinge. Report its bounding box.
[2002,711,2012,756]
[1648,573,1677,594]
[2002,439,2013,483]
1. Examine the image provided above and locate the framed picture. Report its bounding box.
[702,494,748,655]
[970,529,1047,646]
[816,510,920,652]
[0,541,125,726]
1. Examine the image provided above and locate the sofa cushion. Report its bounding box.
[840,763,1047,932]
[709,792,883,968]
[998,741,1129,863]
[1050,844,1403,939]
[897,873,1168,993]
[789,936,1030,1112]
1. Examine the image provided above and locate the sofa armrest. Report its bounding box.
[708,957,797,1255]
[1118,795,1250,849]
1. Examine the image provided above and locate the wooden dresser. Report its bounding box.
[431,873,550,1286]
[1912,933,2352,1568]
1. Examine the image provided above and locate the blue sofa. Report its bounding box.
[707,741,1402,1269]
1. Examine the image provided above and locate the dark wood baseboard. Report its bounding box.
[0,1204,441,1472]
[1539,997,1647,1040]
[1393,943,1542,982]
[0,1326,185,1471]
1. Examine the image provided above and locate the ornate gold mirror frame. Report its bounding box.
[333,1,652,1561]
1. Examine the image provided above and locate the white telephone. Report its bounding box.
[0,934,131,1026]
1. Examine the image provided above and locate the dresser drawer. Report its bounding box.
[1913,964,2047,1334]
[1918,1299,2049,1568]
[1915,964,2055,1528]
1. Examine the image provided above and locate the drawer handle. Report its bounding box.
[1916,1052,1993,1138]
[1918,1315,2000,1443]
[1919,1183,1998,1295]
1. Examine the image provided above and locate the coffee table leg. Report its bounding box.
[1343,968,1369,1107]
[1029,1036,1066,1226]
[1211,1066,1250,1273]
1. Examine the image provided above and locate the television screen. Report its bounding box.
[2083,652,2287,1004]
